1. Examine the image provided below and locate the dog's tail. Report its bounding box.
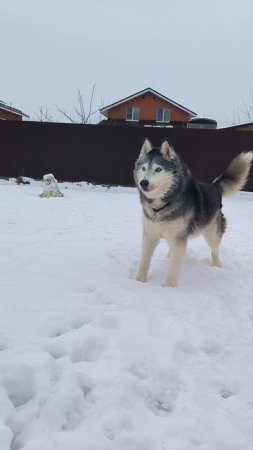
[213,152,253,197]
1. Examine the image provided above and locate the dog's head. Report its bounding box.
[134,138,178,199]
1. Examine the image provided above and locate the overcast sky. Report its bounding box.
[1,0,253,127]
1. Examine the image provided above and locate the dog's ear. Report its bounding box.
[139,138,153,159]
[160,139,176,160]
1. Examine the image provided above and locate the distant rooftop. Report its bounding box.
[221,121,253,131]
[0,100,29,118]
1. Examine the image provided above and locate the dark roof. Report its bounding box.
[0,100,29,118]
[221,121,253,131]
[100,87,197,118]
[188,117,217,125]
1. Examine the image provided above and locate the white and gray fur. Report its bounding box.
[134,138,253,287]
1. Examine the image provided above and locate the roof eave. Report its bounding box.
[100,87,197,117]
[0,105,29,118]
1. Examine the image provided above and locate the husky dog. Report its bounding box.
[134,138,253,287]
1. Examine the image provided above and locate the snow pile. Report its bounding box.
[40,173,64,198]
[0,181,253,450]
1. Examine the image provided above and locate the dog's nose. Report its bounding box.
[140,179,149,188]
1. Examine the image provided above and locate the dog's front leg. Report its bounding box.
[136,226,160,283]
[164,239,187,287]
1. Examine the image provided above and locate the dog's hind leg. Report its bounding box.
[203,231,222,267]
[164,239,187,287]
[136,228,160,283]
[203,212,226,267]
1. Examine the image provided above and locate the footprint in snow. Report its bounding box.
[97,314,120,329]
[48,336,104,362]
[220,388,235,399]
[144,383,179,416]
[44,315,92,338]
[0,342,7,351]
[0,363,35,407]
[130,362,180,416]
[71,336,104,363]
[73,284,97,294]
[36,372,95,434]
[0,333,11,351]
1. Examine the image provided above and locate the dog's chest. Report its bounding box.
[143,213,188,242]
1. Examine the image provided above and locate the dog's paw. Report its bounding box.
[136,272,147,283]
[163,279,177,288]
[211,260,222,268]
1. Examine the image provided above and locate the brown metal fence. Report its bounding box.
[0,120,253,191]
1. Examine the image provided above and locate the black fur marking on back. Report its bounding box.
[186,180,222,234]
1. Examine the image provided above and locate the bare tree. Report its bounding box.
[226,91,253,125]
[57,84,103,124]
[33,84,103,124]
[35,107,54,122]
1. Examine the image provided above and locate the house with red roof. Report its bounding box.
[100,87,197,128]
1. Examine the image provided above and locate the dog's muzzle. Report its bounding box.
[140,179,149,191]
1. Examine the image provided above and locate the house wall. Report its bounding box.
[0,109,22,121]
[106,92,191,122]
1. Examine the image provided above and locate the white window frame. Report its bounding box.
[156,108,170,123]
[126,106,140,121]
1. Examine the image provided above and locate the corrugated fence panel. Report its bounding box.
[0,121,253,190]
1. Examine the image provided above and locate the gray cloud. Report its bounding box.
[1,0,253,126]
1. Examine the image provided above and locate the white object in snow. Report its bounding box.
[40,173,64,198]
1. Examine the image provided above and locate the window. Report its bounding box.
[126,107,140,121]
[156,108,170,123]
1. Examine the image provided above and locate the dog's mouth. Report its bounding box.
[140,183,158,193]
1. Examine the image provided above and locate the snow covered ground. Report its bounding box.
[0,179,253,450]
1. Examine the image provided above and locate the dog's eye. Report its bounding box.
[155,167,162,172]
[142,167,146,172]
